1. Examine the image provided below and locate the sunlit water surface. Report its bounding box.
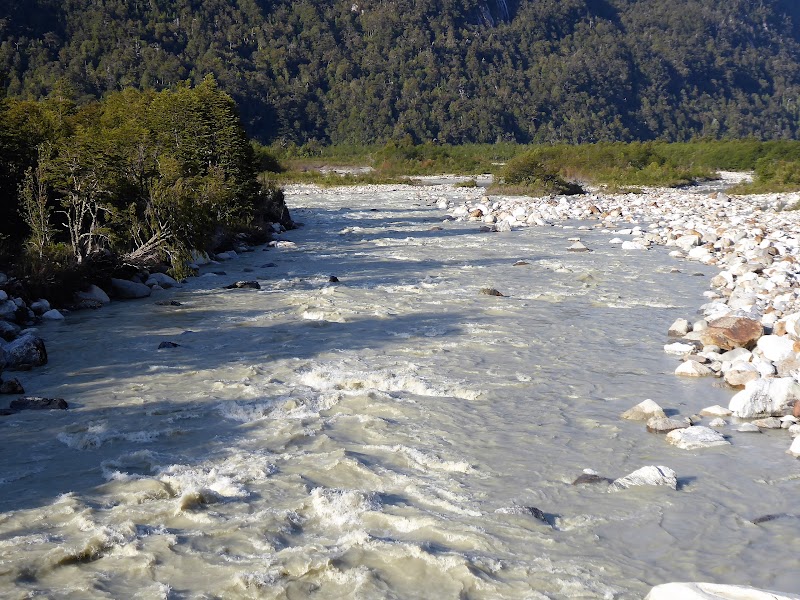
[1,185,799,599]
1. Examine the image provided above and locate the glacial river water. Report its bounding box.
[1,184,799,599]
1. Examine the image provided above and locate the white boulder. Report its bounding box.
[675,361,713,377]
[111,278,152,299]
[756,335,797,363]
[41,309,64,321]
[666,426,730,450]
[645,582,800,600]
[610,465,677,491]
[621,399,666,421]
[729,377,800,418]
[789,436,800,457]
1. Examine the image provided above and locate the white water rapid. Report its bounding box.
[1,184,798,599]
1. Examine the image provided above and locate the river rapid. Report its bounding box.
[1,184,799,599]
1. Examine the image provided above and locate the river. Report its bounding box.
[1,184,798,599]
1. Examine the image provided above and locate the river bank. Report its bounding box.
[0,178,799,598]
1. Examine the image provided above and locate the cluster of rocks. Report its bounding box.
[441,182,800,459]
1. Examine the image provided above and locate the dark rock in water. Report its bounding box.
[429,226,443,231]
[328,276,340,283]
[480,288,504,297]
[572,473,613,485]
[0,408,15,416]
[513,261,530,266]
[752,513,796,524]
[261,263,277,268]
[72,298,104,310]
[0,378,25,394]
[497,505,550,524]
[10,396,68,410]
[155,300,183,307]
[225,280,261,290]
[4,334,47,370]
[158,341,181,349]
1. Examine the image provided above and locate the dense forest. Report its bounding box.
[0,77,288,284]
[2,0,799,145]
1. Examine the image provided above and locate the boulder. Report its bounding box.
[29,299,50,315]
[753,417,782,429]
[666,426,730,450]
[645,582,800,600]
[0,300,17,320]
[668,318,691,337]
[3,334,47,369]
[729,377,800,418]
[675,360,713,377]
[0,320,21,341]
[737,422,761,433]
[111,278,152,299]
[647,416,691,433]
[723,362,758,387]
[665,342,698,355]
[0,378,24,394]
[789,436,800,457]
[145,272,181,288]
[621,399,666,421]
[708,418,726,427]
[74,284,111,306]
[480,288,504,297]
[700,405,732,417]
[41,309,65,321]
[698,316,763,350]
[9,396,67,410]
[567,241,589,252]
[610,465,677,491]
[756,335,797,363]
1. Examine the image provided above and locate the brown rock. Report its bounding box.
[698,316,763,351]
[794,400,800,418]
[469,208,484,218]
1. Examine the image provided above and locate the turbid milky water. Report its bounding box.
[1,184,799,599]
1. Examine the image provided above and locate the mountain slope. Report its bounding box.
[1,0,799,143]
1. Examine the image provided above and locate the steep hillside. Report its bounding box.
[2,0,799,143]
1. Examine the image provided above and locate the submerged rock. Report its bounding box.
[225,280,261,290]
[480,288,504,297]
[9,396,68,411]
[0,378,24,394]
[572,473,613,485]
[647,416,691,433]
[610,465,677,491]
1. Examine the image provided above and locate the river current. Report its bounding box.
[1,184,798,599]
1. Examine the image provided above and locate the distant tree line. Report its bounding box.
[0,76,285,280]
[1,0,799,145]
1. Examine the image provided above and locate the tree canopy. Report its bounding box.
[2,0,799,145]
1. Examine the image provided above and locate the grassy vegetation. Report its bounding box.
[257,140,800,195]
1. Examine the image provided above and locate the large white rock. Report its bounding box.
[729,377,800,418]
[699,405,732,417]
[665,342,697,355]
[74,284,111,305]
[609,465,677,491]
[666,426,730,450]
[756,335,797,363]
[675,360,713,377]
[789,436,800,457]
[621,399,666,421]
[645,582,800,600]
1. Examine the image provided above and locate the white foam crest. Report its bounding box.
[306,488,381,529]
[365,444,473,474]
[217,398,279,422]
[298,361,480,400]
[403,483,482,517]
[57,423,181,450]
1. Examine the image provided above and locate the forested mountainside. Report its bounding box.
[2,0,799,144]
